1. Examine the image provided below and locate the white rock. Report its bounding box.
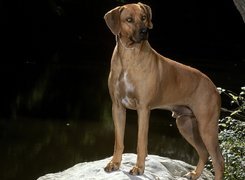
[37,153,213,180]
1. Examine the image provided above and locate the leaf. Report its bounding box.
[231,110,241,116]
[219,123,227,128]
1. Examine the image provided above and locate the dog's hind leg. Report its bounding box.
[197,113,224,180]
[175,114,209,180]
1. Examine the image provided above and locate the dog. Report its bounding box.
[104,2,224,180]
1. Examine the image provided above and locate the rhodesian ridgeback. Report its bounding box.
[104,2,224,180]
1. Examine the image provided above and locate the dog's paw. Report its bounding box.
[129,166,144,176]
[104,161,120,172]
[184,171,199,180]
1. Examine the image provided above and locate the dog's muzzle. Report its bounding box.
[139,28,148,40]
[132,28,148,43]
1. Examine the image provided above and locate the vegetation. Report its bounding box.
[218,87,245,120]
[207,87,245,179]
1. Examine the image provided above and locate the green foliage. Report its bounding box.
[207,87,245,179]
[217,87,245,120]
[218,117,245,179]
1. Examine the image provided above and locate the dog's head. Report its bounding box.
[104,2,153,44]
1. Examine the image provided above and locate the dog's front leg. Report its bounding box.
[105,103,126,172]
[130,107,150,175]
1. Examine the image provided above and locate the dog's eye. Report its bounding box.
[142,15,147,21]
[126,17,133,23]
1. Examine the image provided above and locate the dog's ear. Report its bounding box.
[138,2,153,29]
[104,6,122,35]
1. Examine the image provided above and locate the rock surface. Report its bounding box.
[233,0,245,22]
[37,153,213,180]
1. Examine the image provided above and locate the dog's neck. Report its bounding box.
[115,36,153,69]
[116,36,136,50]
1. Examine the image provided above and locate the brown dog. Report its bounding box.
[104,2,224,180]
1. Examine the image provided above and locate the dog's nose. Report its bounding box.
[140,28,148,35]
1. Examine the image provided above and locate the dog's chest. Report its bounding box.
[116,71,136,109]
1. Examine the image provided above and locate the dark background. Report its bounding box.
[1,0,244,119]
[0,0,244,179]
